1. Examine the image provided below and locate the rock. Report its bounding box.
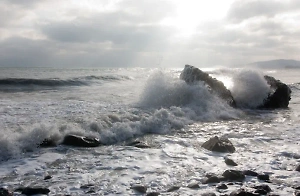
[260,75,291,109]
[15,187,50,195]
[187,183,200,189]
[201,193,217,196]
[146,192,160,196]
[253,184,271,194]
[296,164,300,172]
[130,184,147,193]
[44,175,52,180]
[202,136,235,153]
[180,65,236,106]
[216,183,228,190]
[166,186,180,192]
[229,189,258,196]
[0,188,12,196]
[257,174,270,181]
[61,134,101,147]
[222,170,245,182]
[295,190,300,196]
[224,157,238,166]
[38,138,57,148]
[202,176,220,184]
[127,140,151,148]
[242,170,258,176]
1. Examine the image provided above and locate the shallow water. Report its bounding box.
[0,67,299,195]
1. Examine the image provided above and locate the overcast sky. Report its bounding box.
[1,0,300,68]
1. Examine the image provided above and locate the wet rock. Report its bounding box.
[296,164,300,172]
[44,175,52,180]
[222,170,245,182]
[166,186,180,192]
[202,136,235,153]
[295,190,300,196]
[0,187,12,196]
[187,182,200,189]
[260,75,291,109]
[38,138,57,148]
[16,187,50,195]
[224,157,238,166]
[131,184,147,193]
[61,134,101,147]
[216,183,228,190]
[202,176,220,184]
[80,184,94,189]
[180,65,236,106]
[253,184,271,195]
[201,193,217,196]
[242,170,258,176]
[229,189,258,196]
[257,174,270,181]
[146,192,160,196]
[127,140,151,148]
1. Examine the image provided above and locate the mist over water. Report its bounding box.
[0,67,299,195]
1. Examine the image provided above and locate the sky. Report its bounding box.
[0,0,300,68]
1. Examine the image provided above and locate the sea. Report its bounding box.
[0,66,299,195]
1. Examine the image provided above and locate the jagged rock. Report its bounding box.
[130,184,147,193]
[15,187,50,195]
[44,175,52,180]
[222,170,245,182]
[180,65,236,106]
[216,183,228,190]
[224,157,238,166]
[253,184,271,195]
[260,75,291,108]
[0,188,12,196]
[61,134,101,147]
[202,136,235,153]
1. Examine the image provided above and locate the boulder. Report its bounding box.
[202,136,235,153]
[61,134,101,147]
[224,157,238,166]
[296,164,300,172]
[259,75,291,109]
[180,65,236,106]
[222,170,245,182]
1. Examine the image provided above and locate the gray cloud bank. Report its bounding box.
[0,0,300,68]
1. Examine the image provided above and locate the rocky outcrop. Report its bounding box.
[180,65,236,106]
[259,75,291,109]
[62,134,101,147]
[201,136,235,153]
[180,65,291,109]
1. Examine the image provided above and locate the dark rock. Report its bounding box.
[0,188,12,196]
[217,183,228,190]
[222,170,245,182]
[260,75,291,109]
[294,185,300,190]
[295,190,300,196]
[242,170,258,176]
[127,141,151,148]
[44,175,52,180]
[146,192,160,196]
[187,183,200,189]
[229,189,258,196]
[38,138,57,148]
[80,184,94,189]
[131,184,147,193]
[166,186,180,192]
[202,136,235,153]
[202,176,220,184]
[61,134,101,147]
[225,157,238,166]
[253,184,271,193]
[257,174,270,181]
[296,164,300,172]
[180,65,236,106]
[16,187,50,195]
[201,193,217,196]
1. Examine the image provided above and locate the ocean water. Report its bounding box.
[0,66,299,195]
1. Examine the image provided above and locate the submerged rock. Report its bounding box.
[15,187,50,195]
[61,134,101,147]
[130,184,147,193]
[202,136,235,153]
[126,140,151,148]
[180,65,236,106]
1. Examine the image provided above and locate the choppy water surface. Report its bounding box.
[0,67,299,195]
